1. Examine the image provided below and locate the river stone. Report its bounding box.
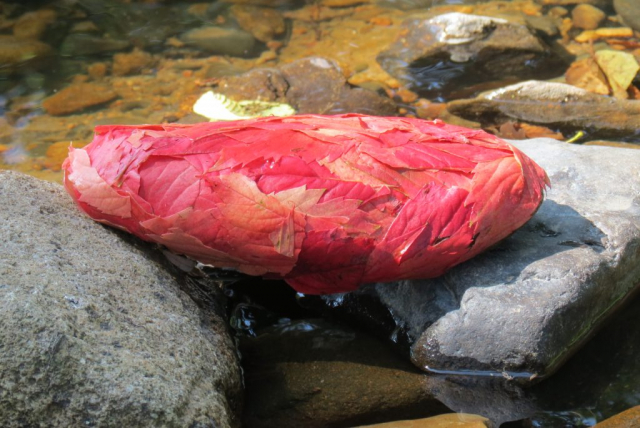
[216,56,397,116]
[304,138,640,383]
[180,26,256,56]
[614,0,640,33]
[447,80,640,139]
[0,171,242,427]
[377,13,571,100]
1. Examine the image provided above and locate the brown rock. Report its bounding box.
[42,83,118,116]
[13,9,56,40]
[230,5,285,42]
[0,35,52,75]
[356,413,491,428]
[112,49,154,76]
[571,4,606,30]
[241,319,448,428]
[87,62,108,80]
[594,405,640,428]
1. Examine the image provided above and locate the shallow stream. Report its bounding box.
[1,0,639,426]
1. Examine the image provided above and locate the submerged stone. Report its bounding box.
[377,13,572,101]
[217,57,397,115]
[303,138,640,382]
[0,171,242,427]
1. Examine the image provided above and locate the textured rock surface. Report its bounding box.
[377,13,571,100]
[42,83,118,115]
[306,138,640,382]
[217,57,397,115]
[0,171,242,427]
[447,80,640,138]
[594,406,640,428]
[241,318,448,428]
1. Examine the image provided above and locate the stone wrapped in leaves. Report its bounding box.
[63,114,549,294]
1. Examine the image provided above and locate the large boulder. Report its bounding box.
[377,13,571,100]
[0,171,242,427]
[301,138,640,383]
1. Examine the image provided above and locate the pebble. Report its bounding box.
[0,35,52,74]
[13,9,56,40]
[614,0,640,33]
[180,26,256,56]
[571,4,606,30]
[230,5,285,42]
[42,83,118,116]
[112,49,154,76]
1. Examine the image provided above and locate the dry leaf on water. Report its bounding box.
[594,50,640,99]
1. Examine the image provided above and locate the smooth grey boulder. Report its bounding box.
[447,80,640,139]
[377,13,571,100]
[0,171,242,427]
[305,139,640,383]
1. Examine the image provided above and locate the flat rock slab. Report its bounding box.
[0,171,242,427]
[311,138,640,383]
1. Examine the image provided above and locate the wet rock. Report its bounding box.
[0,171,242,427]
[594,406,640,428]
[571,4,606,30]
[180,26,257,57]
[217,57,397,115]
[377,13,572,101]
[112,48,154,76]
[230,5,285,42]
[13,9,57,40]
[0,35,52,75]
[77,0,190,49]
[357,413,491,427]
[42,83,118,115]
[613,0,640,33]
[60,34,130,57]
[304,138,640,382]
[447,80,640,139]
[241,318,448,428]
[528,293,640,425]
[376,0,483,11]
[537,0,610,8]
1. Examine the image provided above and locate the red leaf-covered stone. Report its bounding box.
[63,114,549,294]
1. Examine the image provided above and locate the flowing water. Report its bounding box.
[1,0,639,426]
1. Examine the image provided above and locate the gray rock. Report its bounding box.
[377,13,571,100]
[304,138,640,383]
[0,171,242,427]
[614,0,640,32]
[180,26,256,57]
[217,57,397,116]
[447,80,640,139]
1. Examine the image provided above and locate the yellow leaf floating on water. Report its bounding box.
[193,91,296,121]
[594,50,640,99]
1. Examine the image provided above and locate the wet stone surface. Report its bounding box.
[304,138,640,382]
[217,56,397,116]
[447,81,640,139]
[240,318,449,428]
[377,12,572,101]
